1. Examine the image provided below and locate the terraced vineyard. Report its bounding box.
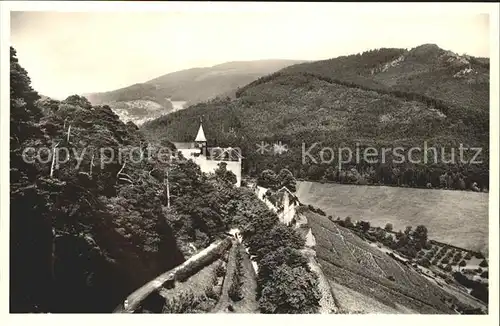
[305,210,485,314]
[297,181,489,253]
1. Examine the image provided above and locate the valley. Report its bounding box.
[84,59,305,125]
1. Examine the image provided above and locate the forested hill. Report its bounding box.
[142,44,490,191]
[87,59,306,106]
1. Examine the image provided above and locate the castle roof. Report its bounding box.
[276,186,296,195]
[172,142,196,149]
[195,123,207,142]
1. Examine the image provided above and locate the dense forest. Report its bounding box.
[9,47,319,313]
[143,45,489,191]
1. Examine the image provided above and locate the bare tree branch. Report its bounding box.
[90,153,94,175]
[67,124,72,143]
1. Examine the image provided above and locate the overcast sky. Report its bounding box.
[9,3,492,99]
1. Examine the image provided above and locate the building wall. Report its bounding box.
[281,190,296,225]
[177,148,200,159]
[192,156,242,187]
[254,186,296,224]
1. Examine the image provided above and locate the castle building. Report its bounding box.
[172,122,243,187]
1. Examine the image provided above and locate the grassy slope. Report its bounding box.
[296,181,488,253]
[304,210,478,314]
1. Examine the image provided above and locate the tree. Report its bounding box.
[344,216,354,228]
[257,247,309,295]
[252,224,305,261]
[418,257,431,268]
[414,225,428,246]
[479,259,488,267]
[459,260,467,267]
[277,168,297,192]
[259,265,321,314]
[357,221,370,233]
[404,226,412,236]
[214,162,237,186]
[384,223,393,232]
[257,169,278,190]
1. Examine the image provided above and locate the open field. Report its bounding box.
[297,181,488,253]
[305,210,486,314]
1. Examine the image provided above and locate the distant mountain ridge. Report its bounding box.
[84,59,306,125]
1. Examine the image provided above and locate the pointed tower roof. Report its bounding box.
[195,122,207,142]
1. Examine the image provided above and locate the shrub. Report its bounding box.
[474,252,484,259]
[453,252,463,261]
[459,260,467,267]
[228,272,243,302]
[479,259,488,267]
[163,290,200,313]
[344,216,354,228]
[259,265,320,313]
[205,284,219,301]
[229,247,244,302]
[464,252,473,260]
[316,208,326,216]
[441,257,450,264]
[444,264,452,272]
[418,258,431,268]
[216,261,226,277]
[480,271,488,279]
[250,224,305,261]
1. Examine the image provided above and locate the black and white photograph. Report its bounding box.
[1,1,498,321]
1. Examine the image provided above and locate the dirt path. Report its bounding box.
[212,240,238,313]
[233,246,259,313]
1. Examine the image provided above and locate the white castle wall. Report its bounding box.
[177,148,200,159]
[255,186,278,212]
[254,186,296,225]
[281,190,296,225]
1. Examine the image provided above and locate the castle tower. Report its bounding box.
[194,118,207,153]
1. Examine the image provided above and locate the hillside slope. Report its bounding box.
[85,59,305,125]
[143,44,489,190]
